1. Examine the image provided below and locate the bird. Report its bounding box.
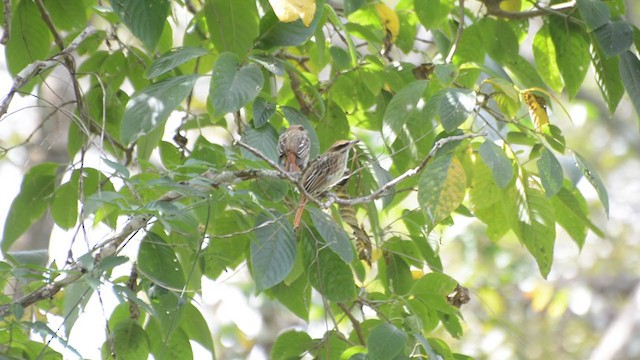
[277,125,310,173]
[293,139,360,229]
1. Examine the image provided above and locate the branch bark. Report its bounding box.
[0,26,96,119]
[332,133,482,206]
[0,0,11,44]
[0,133,480,316]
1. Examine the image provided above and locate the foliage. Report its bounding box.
[0,0,636,358]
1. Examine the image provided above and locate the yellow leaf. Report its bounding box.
[269,0,316,27]
[375,3,399,42]
[523,91,549,129]
[499,0,521,12]
[411,270,424,279]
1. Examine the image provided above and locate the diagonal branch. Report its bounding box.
[445,0,465,64]
[0,166,287,317]
[332,133,482,206]
[0,26,96,119]
[0,133,481,316]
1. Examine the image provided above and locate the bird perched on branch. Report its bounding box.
[294,139,360,229]
[277,125,310,173]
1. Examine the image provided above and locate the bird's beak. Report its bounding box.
[350,139,360,146]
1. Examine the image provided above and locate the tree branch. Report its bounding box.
[332,133,482,205]
[0,166,286,317]
[446,0,465,63]
[0,0,11,45]
[34,0,64,51]
[0,26,97,119]
[0,134,481,316]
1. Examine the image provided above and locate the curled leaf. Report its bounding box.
[523,91,549,130]
[375,3,400,42]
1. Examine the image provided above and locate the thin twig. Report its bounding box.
[0,26,97,119]
[34,0,64,50]
[332,133,483,206]
[338,303,366,345]
[446,0,465,64]
[0,0,11,44]
[0,133,482,315]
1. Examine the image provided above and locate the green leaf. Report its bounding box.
[210,52,264,116]
[270,330,313,360]
[313,330,350,359]
[269,275,311,320]
[305,243,356,303]
[2,163,58,253]
[159,141,183,170]
[308,207,354,263]
[413,333,441,359]
[148,325,193,360]
[383,253,413,295]
[435,63,458,86]
[256,3,324,49]
[344,0,366,16]
[382,80,428,145]
[396,5,419,54]
[418,154,467,228]
[203,210,251,279]
[252,97,276,128]
[120,75,199,145]
[204,0,259,57]
[63,280,94,337]
[43,0,86,31]
[482,18,519,63]
[438,88,476,132]
[619,51,640,119]
[138,232,186,290]
[136,125,165,161]
[469,156,502,210]
[367,323,408,360]
[542,124,567,154]
[181,304,215,355]
[478,141,513,189]
[241,123,280,163]
[533,23,564,93]
[593,21,633,57]
[5,0,52,75]
[112,0,170,50]
[51,180,79,230]
[502,55,548,89]
[574,152,609,217]
[439,313,463,338]
[590,39,625,113]
[251,211,296,291]
[576,0,610,32]
[516,181,555,278]
[552,188,591,249]
[411,273,457,301]
[250,54,285,76]
[548,17,590,99]
[112,320,150,360]
[145,47,209,79]
[415,0,452,30]
[537,148,563,197]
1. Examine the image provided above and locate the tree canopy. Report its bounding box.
[0,0,638,359]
